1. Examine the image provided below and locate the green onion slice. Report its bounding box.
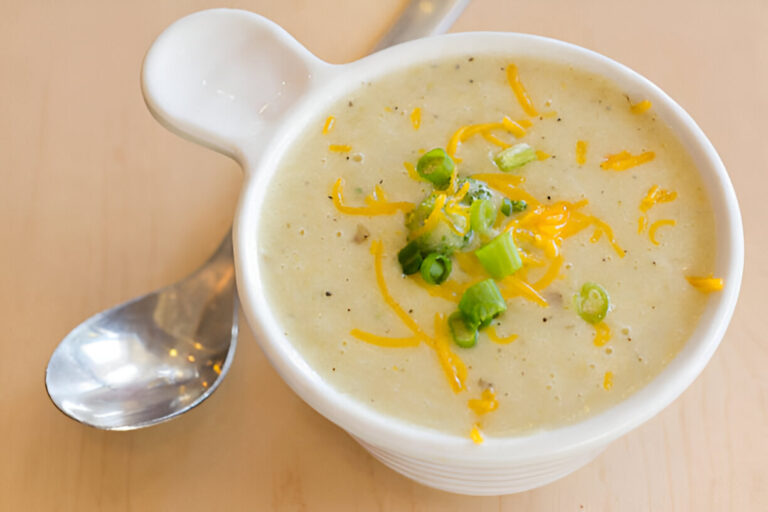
[574,282,610,324]
[458,279,507,328]
[420,253,452,285]
[500,198,512,216]
[448,311,478,348]
[474,231,523,280]
[469,199,496,235]
[397,240,423,275]
[494,143,536,172]
[416,148,455,190]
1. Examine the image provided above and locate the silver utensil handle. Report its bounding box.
[371,0,471,52]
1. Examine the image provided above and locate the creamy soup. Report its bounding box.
[258,56,721,439]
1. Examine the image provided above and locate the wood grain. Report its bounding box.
[1,0,765,509]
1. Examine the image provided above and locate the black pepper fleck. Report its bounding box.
[327,195,332,200]
[325,291,332,296]
[543,317,548,322]
[469,79,474,83]
[468,57,474,62]
[557,117,562,122]
[348,101,353,107]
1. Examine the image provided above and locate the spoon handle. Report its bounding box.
[371,0,471,53]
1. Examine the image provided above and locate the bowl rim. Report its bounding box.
[233,31,744,463]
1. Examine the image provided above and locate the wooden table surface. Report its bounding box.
[2,0,765,509]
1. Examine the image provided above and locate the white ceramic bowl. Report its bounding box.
[142,9,743,495]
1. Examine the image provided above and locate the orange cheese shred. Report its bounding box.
[536,150,551,161]
[328,144,351,152]
[600,151,655,171]
[506,63,538,116]
[593,322,611,347]
[638,215,648,234]
[603,371,614,390]
[576,140,588,165]
[486,327,518,344]
[430,313,468,393]
[686,275,724,293]
[640,185,678,212]
[331,179,413,216]
[470,424,484,444]
[501,116,527,137]
[349,330,420,348]
[410,107,421,130]
[403,161,421,181]
[468,388,499,415]
[322,115,336,134]
[648,219,676,245]
[630,100,652,114]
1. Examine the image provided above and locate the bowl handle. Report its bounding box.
[142,9,329,165]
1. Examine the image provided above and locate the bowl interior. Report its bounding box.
[234,32,743,463]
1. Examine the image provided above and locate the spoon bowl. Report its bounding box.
[45,235,237,430]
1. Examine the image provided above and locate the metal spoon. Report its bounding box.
[45,0,470,430]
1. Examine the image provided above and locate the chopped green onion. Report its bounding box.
[500,198,512,216]
[494,143,536,172]
[397,240,423,275]
[469,199,496,234]
[420,253,452,285]
[511,200,527,212]
[416,148,455,190]
[474,231,522,280]
[574,282,610,324]
[448,311,478,348]
[458,279,507,328]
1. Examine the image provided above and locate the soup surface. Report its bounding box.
[258,56,719,439]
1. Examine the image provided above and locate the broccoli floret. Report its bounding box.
[405,193,471,255]
[457,177,493,205]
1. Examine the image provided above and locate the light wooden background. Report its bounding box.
[1,0,765,510]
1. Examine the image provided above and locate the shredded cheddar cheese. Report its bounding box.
[576,140,588,165]
[630,100,652,114]
[638,215,648,234]
[600,151,655,171]
[498,275,548,307]
[410,107,421,130]
[332,179,413,216]
[329,144,352,152]
[482,131,510,149]
[593,322,611,347]
[603,371,614,390]
[322,115,335,134]
[350,241,468,393]
[501,116,527,138]
[506,63,538,116]
[686,275,724,293]
[536,150,550,161]
[468,388,499,415]
[648,219,676,245]
[640,185,677,212]
[348,331,420,348]
[486,327,518,344]
[403,161,421,181]
[470,424,484,444]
